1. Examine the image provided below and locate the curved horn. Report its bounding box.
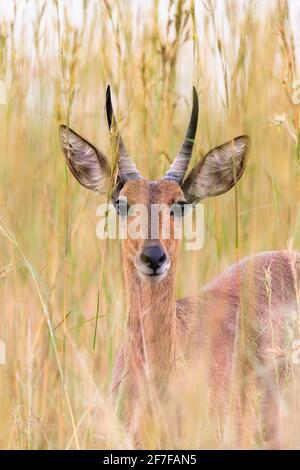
[163,87,199,183]
[106,85,141,181]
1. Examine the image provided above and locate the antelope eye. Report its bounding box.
[113,196,129,216]
[170,200,188,218]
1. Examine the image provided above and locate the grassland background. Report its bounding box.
[0,0,300,449]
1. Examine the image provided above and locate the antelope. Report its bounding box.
[59,86,300,449]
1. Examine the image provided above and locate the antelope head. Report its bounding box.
[59,87,249,283]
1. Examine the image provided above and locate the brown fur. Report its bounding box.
[60,124,299,448]
[111,179,300,448]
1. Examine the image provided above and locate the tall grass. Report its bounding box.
[0,0,300,449]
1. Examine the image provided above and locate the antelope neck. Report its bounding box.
[125,260,178,383]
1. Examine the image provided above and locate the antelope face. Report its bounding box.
[59,86,250,283]
[116,178,185,281]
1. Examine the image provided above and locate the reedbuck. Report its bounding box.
[60,87,300,448]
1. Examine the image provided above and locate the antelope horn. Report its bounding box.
[163,87,199,183]
[106,85,141,182]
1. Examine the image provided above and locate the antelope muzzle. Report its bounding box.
[137,244,170,280]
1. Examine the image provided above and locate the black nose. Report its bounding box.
[140,246,167,271]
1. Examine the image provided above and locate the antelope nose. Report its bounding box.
[140,246,167,271]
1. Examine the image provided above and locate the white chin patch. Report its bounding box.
[136,264,170,282]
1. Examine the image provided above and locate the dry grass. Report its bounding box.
[1,0,300,449]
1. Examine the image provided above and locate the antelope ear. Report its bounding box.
[59,125,111,194]
[182,135,250,204]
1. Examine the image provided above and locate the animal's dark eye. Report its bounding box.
[170,201,188,218]
[113,196,129,216]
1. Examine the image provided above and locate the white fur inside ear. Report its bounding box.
[183,136,249,203]
[60,126,111,194]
